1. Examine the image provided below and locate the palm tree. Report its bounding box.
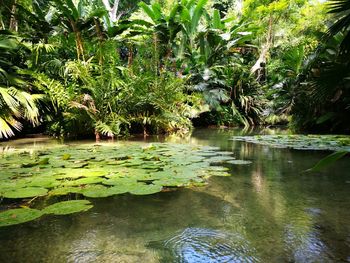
[0,33,42,139]
[291,0,350,132]
[49,0,108,61]
[325,0,350,56]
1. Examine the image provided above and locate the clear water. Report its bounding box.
[0,128,349,263]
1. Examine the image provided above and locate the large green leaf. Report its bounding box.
[139,2,157,23]
[2,187,48,199]
[0,208,43,227]
[43,200,93,215]
[305,151,348,173]
[191,0,208,34]
[128,184,163,195]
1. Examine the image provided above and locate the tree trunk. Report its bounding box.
[251,15,273,83]
[70,20,85,61]
[102,0,120,23]
[95,130,101,142]
[94,18,104,65]
[127,44,134,67]
[9,0,18,32]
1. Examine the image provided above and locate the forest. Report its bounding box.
[1,0,349,140]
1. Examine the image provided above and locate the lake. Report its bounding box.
[0,128,349,262]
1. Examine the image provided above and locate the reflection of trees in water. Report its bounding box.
[201,135,347,261]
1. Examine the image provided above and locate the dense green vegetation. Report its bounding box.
[0,0,348,138]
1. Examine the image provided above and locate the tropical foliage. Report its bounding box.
[0,0,348,139]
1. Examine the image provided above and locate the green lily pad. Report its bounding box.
[226,160,252,165]
[231,135,350,152]
[207,166,230,172]
[208,171,231,177]
[81,185,117,198]
[27,176,60,188]
[0,208,44,227]
[102,177,138,186]
[207,156,236,163]
[0,141,234,203]
[38,158,50,165]
[128,184,163,195]
[61,177,104,187]
[62,154,71,160]
[154,178,191,187]
[2,187,48,199]
[49,186,82,196]
[43,200,93,215]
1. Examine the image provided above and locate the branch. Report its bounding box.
[110,0,120,22]
[102,0,120,23]
[101,0,111,11]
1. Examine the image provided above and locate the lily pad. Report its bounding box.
[61,177,104,187]
[128,184,163,195]
[49,186,82,196]
[226,160,252,165]
[43,200,93,215]
[81,185,117,198]
[62,154,71,160]
[0,141,235,202]
[27,176,60,188]
[2,187,48,199]
[0,208,44,227]
[207,166,230,172]
[38,158,50,165]
[231,135,350,152]
[207,156,236,163]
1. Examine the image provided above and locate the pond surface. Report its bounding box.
[0,128,349,263]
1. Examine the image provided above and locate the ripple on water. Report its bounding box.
[163,227,259,263]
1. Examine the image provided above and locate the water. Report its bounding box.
[0,128,349,263]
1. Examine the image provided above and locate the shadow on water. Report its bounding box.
[0,128,349,262]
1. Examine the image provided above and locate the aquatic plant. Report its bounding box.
[0,142,250,227]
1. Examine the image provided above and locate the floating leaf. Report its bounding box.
[81,185,120,198]
[154,178,191,187]
[1,142,234,202]
[49,187,82,196]
[0,208,44,227]
[207,156,236,163]
[38,158,49,165]
[27,176,60,188]
[128,184,163,195]
[61,177,104,187]
[208,172,231,177]
[207,166,230,172]
[226,160,252,165]
[2,187,48,199]
[102,177,138,186]
[62,154,71,160]
[43,200,93,215]
[231,135,350,151]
